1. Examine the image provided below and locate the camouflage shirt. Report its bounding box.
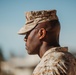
[32,47,76,75]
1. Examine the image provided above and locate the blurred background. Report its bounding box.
[0,0,76,75]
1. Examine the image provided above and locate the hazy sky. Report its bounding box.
[0,0,76,59]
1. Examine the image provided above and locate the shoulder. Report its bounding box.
[33,51,76,75]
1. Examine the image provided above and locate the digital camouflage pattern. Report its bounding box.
[18,10,58,35]
[32,47,76,75]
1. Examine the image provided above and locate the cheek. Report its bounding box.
[32,36,40,49]
[27,32,35,46]
[28,31,37,42]
[27,30,39,49]
[28,36,37,50]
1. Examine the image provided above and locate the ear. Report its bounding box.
[38,28,46,39]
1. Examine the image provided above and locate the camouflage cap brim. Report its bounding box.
[18,23,36,35]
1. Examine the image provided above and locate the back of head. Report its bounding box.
[48,20,60,46]
[48,20,60,38]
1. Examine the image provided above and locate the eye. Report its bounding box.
[25,34,29,39]
[25,31,31,39]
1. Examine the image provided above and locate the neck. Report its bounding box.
[48,41,60,47]
[38,41,60,58]
[38,42,53,58]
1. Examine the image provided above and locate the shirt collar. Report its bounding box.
[42,47,68,59]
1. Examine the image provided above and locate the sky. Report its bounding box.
[0,0,76,60]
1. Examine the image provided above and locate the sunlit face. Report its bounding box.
[24,27,41,54]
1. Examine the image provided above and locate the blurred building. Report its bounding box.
[0,47,5,75]
[0,47,4,61]
[1,55,40,75]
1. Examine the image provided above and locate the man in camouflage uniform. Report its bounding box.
[18,9,76,75]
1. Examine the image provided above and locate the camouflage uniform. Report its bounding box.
[32,47,76,75]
